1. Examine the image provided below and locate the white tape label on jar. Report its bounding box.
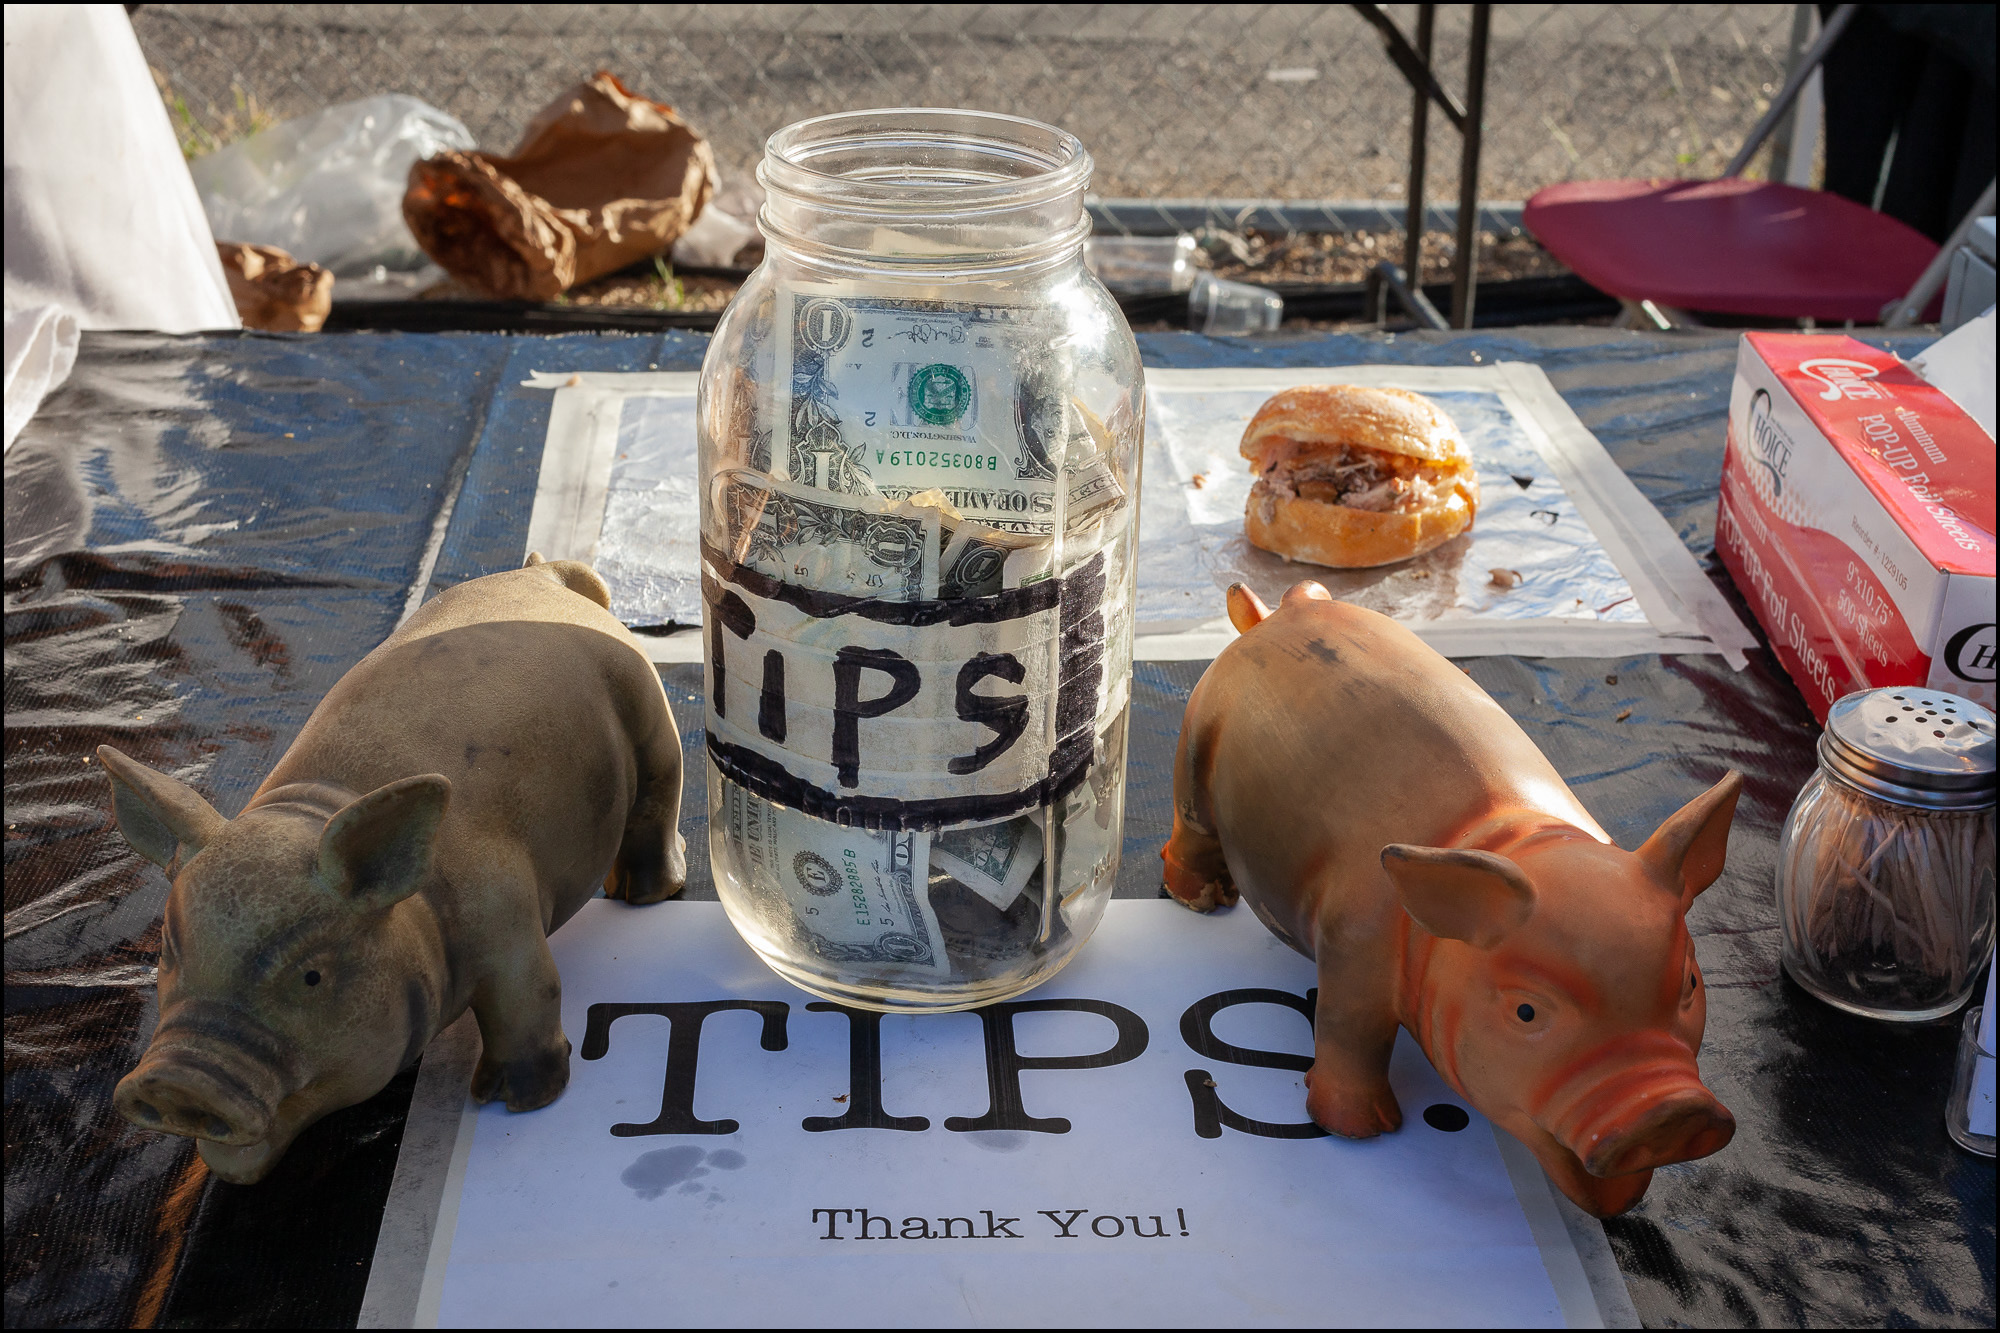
[701,542,1105,832]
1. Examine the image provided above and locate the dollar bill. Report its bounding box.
[930,815,1044,911]
[715,292,779,473]
[721,780,946,974]
[770,286,1136,549]
[939,520,1052,599]
[1058,710,1127,885]
[1061,397,1128,538]
[927,868,1066,972]
[1065,457,1122,526]
[930,406,1123,598]
[881,402,1129,543]
[714,469,939,601]
[773,290,1068,528]
[1003,541,1057,589]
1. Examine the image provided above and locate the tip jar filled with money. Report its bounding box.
[696,109,1143,1011]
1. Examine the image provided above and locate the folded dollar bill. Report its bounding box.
[931,815,1044,911]
[940,519,1052,599]
[928,868,1067,972]
[720,779,946,974]
[714,467,941,602]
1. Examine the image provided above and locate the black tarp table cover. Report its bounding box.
[4,327,1992,1329]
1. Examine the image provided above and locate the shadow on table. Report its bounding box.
[1605,972,1994,1328]
[156,1070,420,1329]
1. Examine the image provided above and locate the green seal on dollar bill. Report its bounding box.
[907,362,973,427]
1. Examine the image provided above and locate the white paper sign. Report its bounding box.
[394,901,1616,1328]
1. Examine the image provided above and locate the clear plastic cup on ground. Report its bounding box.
[1083,234,1200,292]
[1189,271,1283,335]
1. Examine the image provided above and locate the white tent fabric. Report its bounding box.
[3,304,78,453]
[3,4,238,340]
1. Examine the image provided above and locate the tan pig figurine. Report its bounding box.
[100,556,685,1183]
[1163,581,1739,1217]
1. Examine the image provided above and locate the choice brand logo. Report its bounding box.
[909,363,973,427]
[1747,388,1794,496]
[1797,357,1883,402]
[1945,621,1998,683]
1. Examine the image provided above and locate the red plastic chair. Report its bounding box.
[1522,4,1945,326]
[1523,176,1939,323]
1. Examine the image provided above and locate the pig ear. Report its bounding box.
[317,775,451,911]
[1637,771,1743,904]
[1381,845,1537,948]
[1226,583,1270,633]
[96,746,225,871]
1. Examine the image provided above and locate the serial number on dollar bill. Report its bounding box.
[874,448,1004,471]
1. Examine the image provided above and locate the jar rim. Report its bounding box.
[1819,686,1996,810]
[760,107,1093,213]
[1817,731,1998,811]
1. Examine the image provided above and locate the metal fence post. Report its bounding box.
[1402,3,1436,289]
[1449,3,1490,329]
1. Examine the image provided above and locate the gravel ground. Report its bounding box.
[135,4,1802,204]
[1205,227,1568,285]
[139,4,1792,321]
[409,225,1566,313]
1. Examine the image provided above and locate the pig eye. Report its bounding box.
[304,970,322,987]
[1516,1003,1535,1022]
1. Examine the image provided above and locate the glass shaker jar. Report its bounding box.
[695,109,1142,1012]
[1777,688,1996,1021]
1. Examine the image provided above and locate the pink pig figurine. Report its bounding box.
[1163,581,1739,1217]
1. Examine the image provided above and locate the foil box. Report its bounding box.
[1716,332,1996,721]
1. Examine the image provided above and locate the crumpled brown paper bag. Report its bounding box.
[217,242,334,332]
[403,72,718,301]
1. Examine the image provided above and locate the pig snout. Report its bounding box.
[1539,1039,1735,1179]
[1575,1084,1736,1178]
[114,1004,295,1147]
[116,1066,269,1145]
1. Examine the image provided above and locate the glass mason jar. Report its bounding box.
[695,109,1142,1012]
[1777,688,1996,1021]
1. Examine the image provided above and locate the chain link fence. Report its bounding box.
[135,4,1803,210]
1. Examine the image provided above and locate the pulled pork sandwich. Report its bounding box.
[1240,384,1479,568]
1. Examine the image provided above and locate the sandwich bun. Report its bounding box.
[1238,385,1478,568]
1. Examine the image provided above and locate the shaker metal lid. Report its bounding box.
[1820,688,1997,810]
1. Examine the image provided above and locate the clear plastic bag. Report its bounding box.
[190,95,474,277]
[670,176,763,268]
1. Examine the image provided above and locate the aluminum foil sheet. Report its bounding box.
[589,380,1648,636]
[1138,383,1649,632]
[596,394,701,627]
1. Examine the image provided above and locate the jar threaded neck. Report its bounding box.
[757,108,1093,273]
